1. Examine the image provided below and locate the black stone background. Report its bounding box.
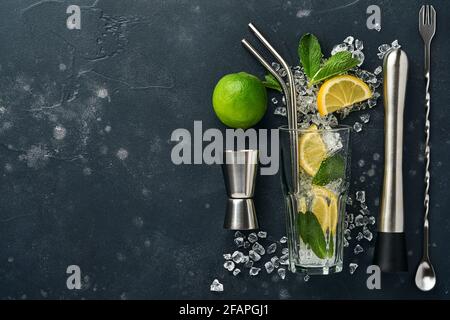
[0,0,449,299]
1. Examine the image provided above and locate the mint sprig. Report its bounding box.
[262,74,282,92]
[299,33,322,80]
[309,51,359,86]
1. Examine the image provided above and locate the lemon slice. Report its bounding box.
[313,186,338,234]
[317,75,372,116]
[298,125,327,176]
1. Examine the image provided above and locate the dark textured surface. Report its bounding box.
[0,0,449,299]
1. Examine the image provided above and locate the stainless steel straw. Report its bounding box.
[241,23,299,193]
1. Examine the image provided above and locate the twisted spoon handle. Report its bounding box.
[423,41,431,259]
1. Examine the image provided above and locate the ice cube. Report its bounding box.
[354,244,364,255]
[360,176,366,183]
[352,50,365,66]
[353,122,363,132]
[232,251,244,264]
[358,159,365,167]
[249,250,261,262]
[346,197,353,206]
[344,36,354,45]
[378,44,391,53]
[272,62,281,71]
[210,279,223,292]
[278,268,286,280]
[257,231,267,238]
[223,261,235,271]
[356,232,364,241]
[344,238,349,247]
[280,236,288,244]
[281,248,289,255]
[272,97,278,105]
[367,99,377,108]
[367,168,375,177]
[279,68,287,77]
[391,40,401,49]
[355,39,364,50]
[244,241,251,249]
[363,228,373,241]
[271,256,280,268]
[274,106,287,117]
[223,253,231,260]
[304,274,310,282]
[344,229,352,240]
[233,268,241,276]
[355,214,364,227]
[331,43,348,55]
[369,216,376,225]
[360,113,370,124]
[248,233,258,243]
[234,237,244,247]
[266,243,277,255]
[349,223,355,230]
[373,153,380,161]
[349,263,358,275]
[249,267,261,276]
[245,260,254,268]
[241,255,249,264]
[234,231,244,238]
[356,191,366,203]
[322,131,343,155]
[252,242,266,256]
[374,23,381,32]
[264,261,275,274]
[374,66,382,75]
[279,254,289,265]
[347,213,354,223]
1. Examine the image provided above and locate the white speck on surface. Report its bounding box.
[205,203,210,209]
[104,125,112,133]
[116,148,128,160]
[4,163,13,172]
[296,9,311,18]
[7,257,14,263]
[19,145,49,169]
[116,252,126,262]
[82,167,92,176]
[59,63,67,71]
[133,216,144,228]
[53,125,67,140]
[144,239,151,247]
[97,88,109,99]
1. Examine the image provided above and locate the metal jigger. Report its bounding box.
[222,150,259,230]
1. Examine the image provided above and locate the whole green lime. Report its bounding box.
[212,72,267,129]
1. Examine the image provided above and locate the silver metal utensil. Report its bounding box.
[222,150,259,230]
[416,4,437,291]
[373,48,409,272]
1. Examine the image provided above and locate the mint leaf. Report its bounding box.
[312,154,345,186]
[309,51,359,86]
[299,33,322,80]
[262,74,282,92]
[297,211,327,259]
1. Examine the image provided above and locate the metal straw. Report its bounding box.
[241,23,299,193]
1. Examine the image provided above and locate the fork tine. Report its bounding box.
[419,5,425,25]
[431,5,436,26]
[426,5,430,24]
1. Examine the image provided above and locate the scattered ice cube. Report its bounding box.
[347,213,354,223]
[241,255,249,264]
[374,23,381,32]
[281,248,289,255]
[367,99,377,108]
[373,92,381,100]
[374,66,382,75]
[378,44,391,53]
[272,62,281,71]
[224,261,235,271]
[367,168,375,177]
[349,263,358,275]
[356,191,366,203]
[278,268,286,280]
[232,251,244,264]
[304,274,310,282]
[210,279,224,292]
[244,241,251,249]
[274,106,287,117]
[358,159,365,167]
[280,236,288,244]
[249,267,261,276]
[360,208,370,216]
[359,176,366,183]
[356,232,364,241]
[233,268,241,276]
[331,43,348,55]
[353,122,362,132]
[271,256,280,268]
[245,260,254,268]
[252,242,266,256]
[369,216,376,225]
[257,231,267,238]
[266,243,277,255]
[279,68,287,77]
[223,253,231,260]
[279,254,289,265]
[344,36,354,45]
[377,52,385,60]
[344,229,352,240]
[355,214,364,227]
[234,237,244,247]
[391,40,401,49]
[248,233,258,243]
[360,202,368,210]
[355,39,364,50]
[234,231,244,238]
[360,113,370,124]
[363,227,373,241]
[373,153,380,161]
[354,244,364,255]
[352,50,365,66]
[265,261,275,274]
[249,250,261,262]
[272,97,278,104]
[346,197,353,206]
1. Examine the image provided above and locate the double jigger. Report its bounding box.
[222,150,259,230]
